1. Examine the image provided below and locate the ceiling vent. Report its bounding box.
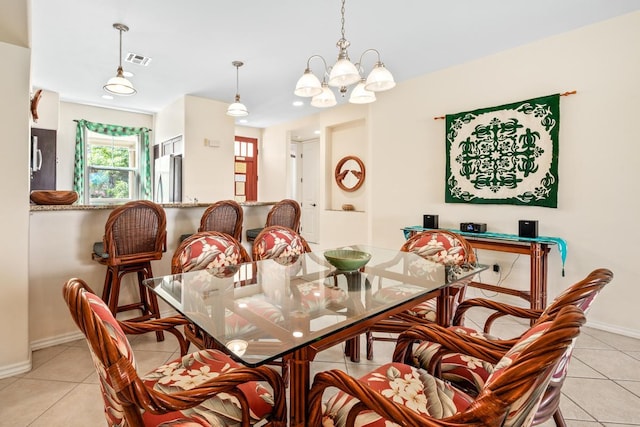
[125,53,152,66]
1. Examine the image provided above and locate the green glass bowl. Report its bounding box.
[324,249,372,271]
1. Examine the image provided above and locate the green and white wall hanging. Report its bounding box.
[445,93,560,208]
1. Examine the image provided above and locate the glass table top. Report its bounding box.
[144,245,484,366]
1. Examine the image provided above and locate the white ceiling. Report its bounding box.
[31,0,639,130]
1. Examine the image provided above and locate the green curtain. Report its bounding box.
[73,119,152,202]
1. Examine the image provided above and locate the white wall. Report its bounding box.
[182,95,236,203]
[367,12,640,336]
[265,12,640,337]
[153,96,185,145]
[0,39,31,376]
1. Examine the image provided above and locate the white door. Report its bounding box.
[301,140,320,243]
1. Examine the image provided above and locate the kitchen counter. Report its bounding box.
[29,200,276,211]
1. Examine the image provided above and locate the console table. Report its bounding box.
[402,226,567,310]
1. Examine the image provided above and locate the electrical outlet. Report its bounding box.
[493,264,500,273]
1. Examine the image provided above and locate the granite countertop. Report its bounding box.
[30,201,276,211]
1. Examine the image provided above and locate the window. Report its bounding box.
[86,130,141,204]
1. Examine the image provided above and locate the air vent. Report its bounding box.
[125,53,152,66]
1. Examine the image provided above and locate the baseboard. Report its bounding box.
[586,319,640,340]
[30,308,179,351]
[0,358,31,380]
[30,330,85,351]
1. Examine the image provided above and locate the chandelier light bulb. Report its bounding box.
[310,83,337,108]
[294,69,323,97]
[349,79,376,104]
[364,62,396,92]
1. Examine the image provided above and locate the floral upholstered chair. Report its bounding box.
[63,278,287,427]
[366,230,477,359]
[171,231,283,350]
[251,225,310,263]
[407,268,613,427]
[308,305,585,427]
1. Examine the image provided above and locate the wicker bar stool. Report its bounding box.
[246,199,301,243]
[92,200,167,341]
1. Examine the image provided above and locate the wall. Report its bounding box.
[182,95,236,203]
[153,96,185,145]
[328,119,367,212]
[262,103,371,248]
[0,38,31,375]
[367,12,640,336]
[56,101,154,191]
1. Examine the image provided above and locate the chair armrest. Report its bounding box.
[453,297,544,333]
[119,315,191,356]
[393,323,506,371]
[131,365,287,424]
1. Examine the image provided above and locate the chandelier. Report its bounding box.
[103,23,136,96]
[227,61,249,117]
[294,0,395,108]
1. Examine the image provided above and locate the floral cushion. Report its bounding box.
[253,227,307,264]
[412,321,556,427]
[142,349,275,426]
[372,285,438,321]
[321,363,474,427]
[294,281,348,313]
[176,234,244,272]
[404,232,470,266]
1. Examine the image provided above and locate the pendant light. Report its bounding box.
[103,23,136,96]
[227,61,249,117]
[294,0,395,108]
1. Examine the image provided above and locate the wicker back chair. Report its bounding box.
[92,200,167,340]
[246,199,302,242]
[198,199,244,242]
[308,305,585,427]
[265,199,301,232]
[366,229,477,359]
[437,268,614,427]
[63,278,286,427]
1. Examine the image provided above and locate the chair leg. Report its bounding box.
[140,264,164,342]
[366,331,374,360]
[552,408,567,427]
[109,268,123,316]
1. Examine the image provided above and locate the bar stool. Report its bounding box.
[92,200,167,341]
[246,199,301,243]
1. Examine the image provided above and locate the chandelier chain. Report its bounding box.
[340,0,346,41]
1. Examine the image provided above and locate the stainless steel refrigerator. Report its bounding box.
[154,154,182,203]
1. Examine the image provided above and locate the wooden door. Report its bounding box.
[234,136,257,202]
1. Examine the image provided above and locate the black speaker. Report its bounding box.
[423,214,439,229]
[519,220,538,238]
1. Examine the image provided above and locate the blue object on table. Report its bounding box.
[402,226,567,276]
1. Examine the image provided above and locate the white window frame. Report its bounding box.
[84,130,142,205]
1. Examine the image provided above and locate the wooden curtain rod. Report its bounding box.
[433,91,577,120]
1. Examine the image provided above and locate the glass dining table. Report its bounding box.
[144,244,485,426]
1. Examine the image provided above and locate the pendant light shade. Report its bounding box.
[103,23,136,96]
[227,61,249,117]
[310,82,337,108]
[294,69,323,97]
[349,79,376,104]
[364,62,396,92]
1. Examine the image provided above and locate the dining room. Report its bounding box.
[1,0,640,425]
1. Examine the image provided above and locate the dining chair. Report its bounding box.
[251,225,311,262]
[171,231,281,349]
[92,200,166,341]
[308,304,585,427]
[406,268,614,427]
[365,229,477,359]
[246,199,301,243]
[63,277,287,427]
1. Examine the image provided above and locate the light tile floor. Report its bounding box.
[1,298,639,426]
